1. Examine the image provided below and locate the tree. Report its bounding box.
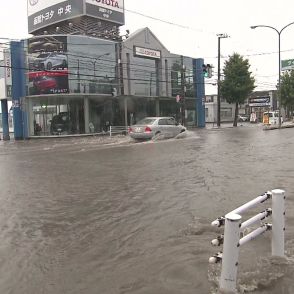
[280,70,294,118]
[220,53,255,126]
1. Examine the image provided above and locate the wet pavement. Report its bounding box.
[0,125,294,293]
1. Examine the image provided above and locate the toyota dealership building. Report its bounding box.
[1,0,205,139]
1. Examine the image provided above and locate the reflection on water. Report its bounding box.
[0,126,294,293]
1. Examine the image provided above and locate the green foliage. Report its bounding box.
[280,70,294,110]
[220,53,255,104]
[220,53,255,126]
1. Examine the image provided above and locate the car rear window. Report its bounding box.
[136,118,156,125]
[37,53,50,58]
[158,119,167,125]
[166,118,176,125]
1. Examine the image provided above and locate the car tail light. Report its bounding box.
[145,126,152,133]
[128,127,133,133]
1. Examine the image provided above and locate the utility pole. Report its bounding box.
[118,40,124,96]
[116,30,129,129]
[181,55,186,126]
[77,59,81,93]
[217,34,228,127]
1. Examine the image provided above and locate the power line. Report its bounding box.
[125,8,216,35]
[0,40,287,91]
[0,64,214,87]
[2,37,294,67]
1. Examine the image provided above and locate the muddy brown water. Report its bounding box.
[0,126,294,293]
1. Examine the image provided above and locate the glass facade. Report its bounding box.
[170,55,195,98]
[26,35,119,136]
[127,55,158,97]
[169,55,196,126]
[24,32,201,137]
[125,97,156,125]
[170,55,182,98]
[29,96,84,136]
[67,35,117,95]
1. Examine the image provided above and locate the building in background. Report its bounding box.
[204,94,236,123]
[23,29,205,137]
[121,28,203,128]
[204,90,278,123]
[248,90,277,123]
[26,34,118,136]
[5,0,206,138]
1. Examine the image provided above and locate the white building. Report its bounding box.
[205,94,237,123]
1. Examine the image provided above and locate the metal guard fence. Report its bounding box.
[209,189,286,293]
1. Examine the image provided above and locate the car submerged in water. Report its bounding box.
[128,117,186,140]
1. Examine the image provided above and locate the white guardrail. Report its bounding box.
[109,126,128,137]
[209,189,286,293]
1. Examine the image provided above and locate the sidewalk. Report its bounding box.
[0,131,130,146]
[205,122,257,129]
[263,121,294,130]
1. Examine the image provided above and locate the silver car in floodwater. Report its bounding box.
[129,117,186,140]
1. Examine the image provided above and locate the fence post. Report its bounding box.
[271,189,285,257]
[109,126,112,137]
[220,213,242,293]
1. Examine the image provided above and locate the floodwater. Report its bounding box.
[0,125,294,294]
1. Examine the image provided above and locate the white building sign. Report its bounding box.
[134,47,161,59]
[281,59,294,71]
[249,97,271,107]
[28,0,125,33]
[28,0,66,16]
[28,0,84,33]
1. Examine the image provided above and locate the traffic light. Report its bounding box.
[207,64,213,78]
[202,64,213,78]
[202,64,208,77]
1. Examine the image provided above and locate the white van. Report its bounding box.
[263,111,283,125]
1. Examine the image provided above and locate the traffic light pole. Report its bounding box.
[181,56,186,126]
[217,36,221,127]
[217,34,228,127]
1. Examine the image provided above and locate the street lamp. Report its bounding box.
[250,22,294,128]
[92,52,110,77]
[217,33,229,127]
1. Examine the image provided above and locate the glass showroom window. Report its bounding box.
[29,97,85,136]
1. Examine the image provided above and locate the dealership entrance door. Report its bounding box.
[28,96,85,136]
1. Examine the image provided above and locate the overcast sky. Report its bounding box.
[1,0,294,94]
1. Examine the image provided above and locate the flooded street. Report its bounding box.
[0,125,294,294]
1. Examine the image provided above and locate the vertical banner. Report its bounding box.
[11,41,27,140]
[1,99,10,140]
[3,49,12,98]
[193,58,206,128]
